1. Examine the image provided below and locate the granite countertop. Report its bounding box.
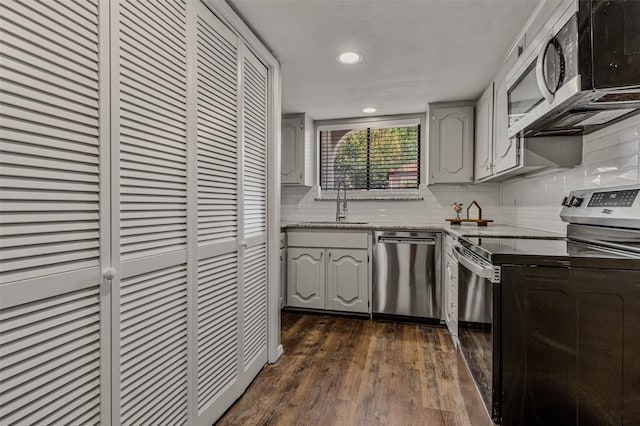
[281,221,565,239]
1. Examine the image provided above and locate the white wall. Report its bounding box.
[281,114,640,233]
[501,114,640,233]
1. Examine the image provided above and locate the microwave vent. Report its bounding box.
[594,92,640,103]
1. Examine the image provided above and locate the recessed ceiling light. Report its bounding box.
[362,107,377,114]
[337,52,362,64]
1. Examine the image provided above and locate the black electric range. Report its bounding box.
[454,184,640,425]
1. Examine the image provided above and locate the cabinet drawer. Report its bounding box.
[288,230,368,249]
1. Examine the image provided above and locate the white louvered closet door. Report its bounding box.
[240,48,269,388]
[111,1,189,424]
[193,2,242,424]
[0,0,110,424]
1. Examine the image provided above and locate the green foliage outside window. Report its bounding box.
[334,126,418,189]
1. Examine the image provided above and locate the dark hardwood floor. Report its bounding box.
[217,312,492,426]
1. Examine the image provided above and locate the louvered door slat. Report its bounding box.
[118,0,188,263]
[242,52,267,240]
[1,1,97,52]
[242,243,267,369]
[119,264,188,426]
[197,253,238,411]
[196,11,238,247]
[1,16,98,71]
[0,287,102,425]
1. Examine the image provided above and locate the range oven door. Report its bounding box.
[455,246,502,423]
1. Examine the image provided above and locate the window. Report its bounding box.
[319,121,420,191]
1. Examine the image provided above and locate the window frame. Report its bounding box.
[315,114,426,200]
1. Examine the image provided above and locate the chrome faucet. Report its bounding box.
[336,179,348,222]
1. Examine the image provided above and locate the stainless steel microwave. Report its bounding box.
[506,0,640,138]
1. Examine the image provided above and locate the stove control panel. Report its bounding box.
[587,189,639,207]
[560,184,640,228]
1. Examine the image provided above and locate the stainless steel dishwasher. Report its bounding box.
[372,231,442,320]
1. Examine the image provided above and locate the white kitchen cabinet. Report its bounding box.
[474,52,520,182]
[491,51,521,176]
[287,248,325,309]
[475,84,494,180]
[443,235,459,346]
[428,103,475,184]
[286,230,371,313]
[326,249,368,313]
[282,113,313,186]
[280,232,286,309]
[475,0,580,183]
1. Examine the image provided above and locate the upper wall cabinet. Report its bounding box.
[474,50,520,182]
[474,0,580,182]
[281,113,313,186]
[475,84,494,181]
[429,103,474,184]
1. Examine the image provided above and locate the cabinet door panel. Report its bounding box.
[444,254,458,341]
[475,85,494,181]
[281,116,302,184]
[326,249,368,313]
[430,106,474,183]
[287,248,325,309]
[492,58,520,175]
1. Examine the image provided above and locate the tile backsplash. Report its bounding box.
[501,114,640,233]
[281,114,640,234]
[281,183,501,224]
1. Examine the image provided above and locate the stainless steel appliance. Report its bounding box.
[372,231,442,320]
[457,184,640,424]
[506,0,640,138]
[455,239,504,423]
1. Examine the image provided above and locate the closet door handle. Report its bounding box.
[103,268,117,280]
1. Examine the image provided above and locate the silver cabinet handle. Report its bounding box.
[378,237,436,245]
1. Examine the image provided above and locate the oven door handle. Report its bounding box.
[454,246,495,280]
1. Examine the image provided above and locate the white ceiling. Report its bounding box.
[229,0,541,120]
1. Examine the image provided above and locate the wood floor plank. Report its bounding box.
[216,312,492,426]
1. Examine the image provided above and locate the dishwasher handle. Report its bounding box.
[377,237,436,245]
[454,246,497,282]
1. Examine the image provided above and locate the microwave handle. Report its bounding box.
[535,31,555,104]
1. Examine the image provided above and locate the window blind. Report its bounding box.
[320,124,420,190]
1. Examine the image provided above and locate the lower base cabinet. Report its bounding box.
[443,235,459,345]
[286,231,370,314]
